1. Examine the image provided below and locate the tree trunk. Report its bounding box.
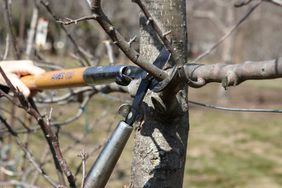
[131,0,189,187]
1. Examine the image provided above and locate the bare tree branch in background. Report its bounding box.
[2,34,10,60]
[57,14,98,25]
[104,40,115,65]
[190,1,261,64]
[40,0,91,67]
[26,4,39,57]
[0,115,58,187]
[189,100,282,113]
[3,0,20,59]
[235,0,282,7]
[78,150,87,188]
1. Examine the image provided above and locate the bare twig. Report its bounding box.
[189,100,282,113]
[3,0,21,59]
[0,90,22,106]
[0,115,17,136]
[235,0,282,7]
[16,140,58,187]
[30,146,50,185]
[234,0,253,7]
[73,117,118,182]
[36,84,128,104]
[57,14,98,25]
[128,35,137,47]
[104,40,115,65]
[0,67,77,188]
[0,115,58,187]
[51,95,90,126]
[28,98,72,187]
[0,83,128,137]
[78,150,88,188]
[0,106,31,132]
[40,0,91,67]
[3,34,10,60]
[26,5,39,57]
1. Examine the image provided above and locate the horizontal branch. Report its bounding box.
[235,0,282,7]
[189,100,282,113]
[36,84,128,104]
[184,57,282,88]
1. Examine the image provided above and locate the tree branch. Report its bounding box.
[184,57,282,88]
[35,83,128,104]
[234,0,253,7]
[189,100,282,113]
[104,40,115,65]
[3,0,21,59]
[78,150,88,188]
[235,0,282,7]
[57,14,98,25]
[0,115,18,136]
[2,34,10,60]
[87,0,168,81]
[0,115,58,187]
[40,0,91,67]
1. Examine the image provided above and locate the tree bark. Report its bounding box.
[131,0,189,187]
[184,57,282,88]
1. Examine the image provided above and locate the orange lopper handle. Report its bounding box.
[20,65,128,90]
[20,67,87,90]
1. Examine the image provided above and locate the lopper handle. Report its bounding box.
[84,121,133,188]
[20,67,87,90]
[20,65,128,90]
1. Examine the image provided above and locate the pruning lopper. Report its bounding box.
[21,49,169,91]
[21,48,171,188]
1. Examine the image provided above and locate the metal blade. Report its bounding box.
[151,47,171,70]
